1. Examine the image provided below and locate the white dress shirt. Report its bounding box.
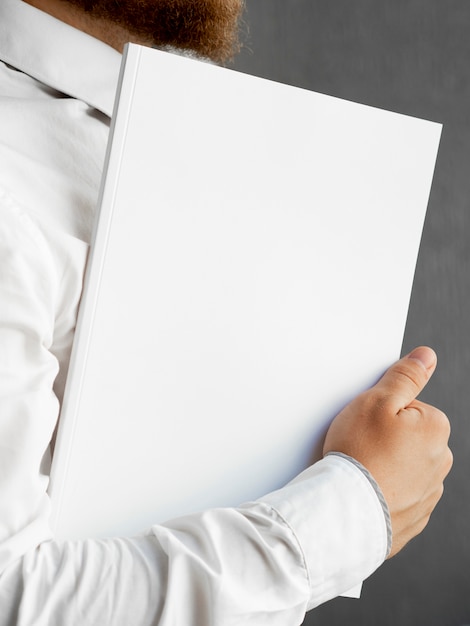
[0,1,390,623]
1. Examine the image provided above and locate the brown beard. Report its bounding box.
[59,0,245,63]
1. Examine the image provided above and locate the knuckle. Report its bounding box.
[439,410,451,437]
[407,510,432,541]
[418,513,432,535]
[414,402,451,438]
[432,407,452,440]
[444,448,454,475]
[421,490,441,522]
[434,482,445,503]
[390,362,423,392]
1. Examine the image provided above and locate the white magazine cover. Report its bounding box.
[49,43,442,540]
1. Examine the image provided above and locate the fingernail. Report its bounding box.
[406,346,437,371]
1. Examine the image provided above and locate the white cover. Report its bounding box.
[49,44,442,540]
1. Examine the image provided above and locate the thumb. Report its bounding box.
[374,346,437,413]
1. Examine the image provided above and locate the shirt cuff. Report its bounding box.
[257,453,390,610]
[325,452,393,557]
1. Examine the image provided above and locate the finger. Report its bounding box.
[374,346,437,413]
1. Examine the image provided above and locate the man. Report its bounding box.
[0,1,452,624]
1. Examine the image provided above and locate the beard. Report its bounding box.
[59,0,244,63]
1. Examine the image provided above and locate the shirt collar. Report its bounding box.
[0,0,122,117]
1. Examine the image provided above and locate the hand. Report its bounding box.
[323,346,453,558]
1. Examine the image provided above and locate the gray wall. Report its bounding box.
[233,2,470,625]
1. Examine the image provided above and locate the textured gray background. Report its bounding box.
[233,2,470,625]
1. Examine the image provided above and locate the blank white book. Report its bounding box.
[49,44,442,540]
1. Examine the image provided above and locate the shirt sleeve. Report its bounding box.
[0,457,388,625]
[0,185,90,568]
[0,190,389,625]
